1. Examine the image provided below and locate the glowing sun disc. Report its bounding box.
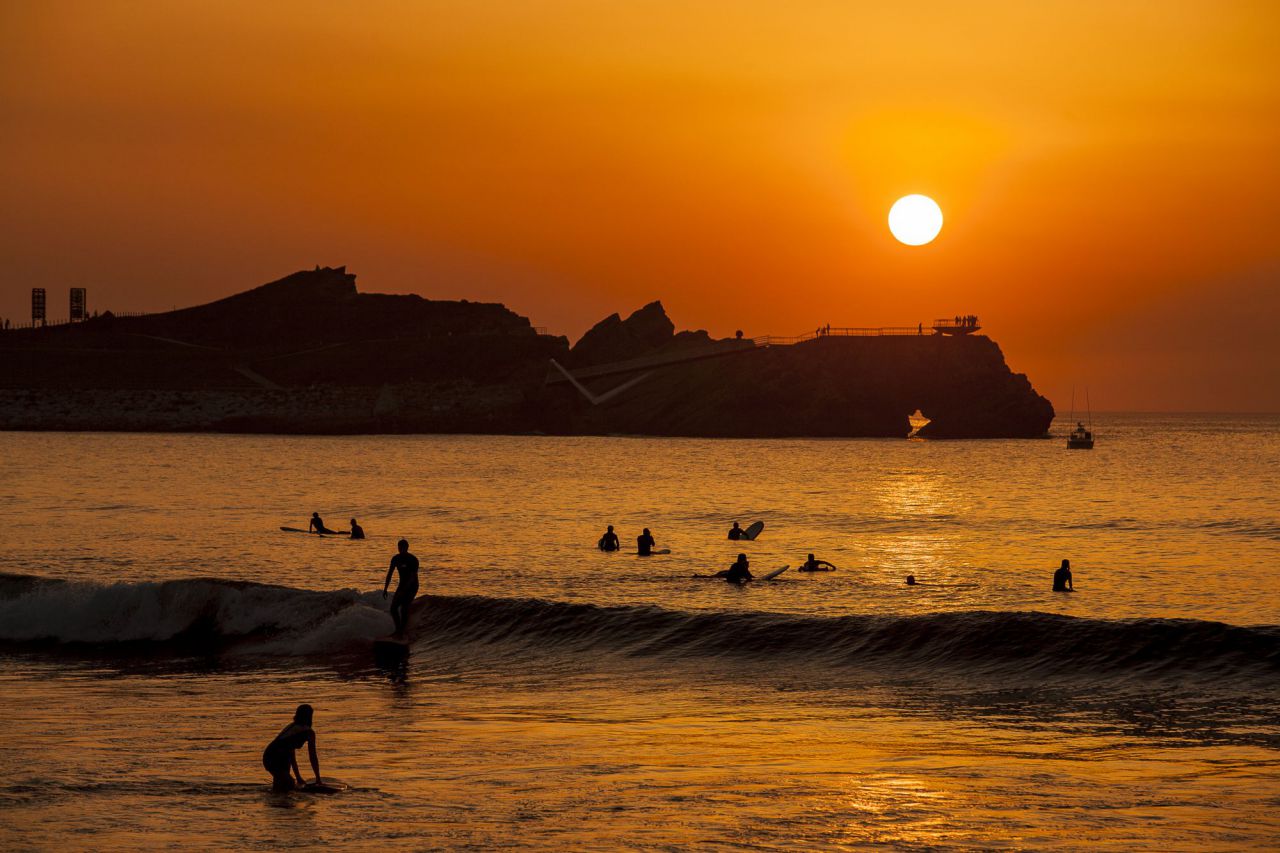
[888,195,943,245]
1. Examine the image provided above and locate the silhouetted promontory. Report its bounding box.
[0,267,1053,437]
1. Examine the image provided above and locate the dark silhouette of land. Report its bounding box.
[0,266,1054,437]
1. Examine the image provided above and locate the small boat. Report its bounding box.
[1065,387,1096,449]
[1067,422,1094,449]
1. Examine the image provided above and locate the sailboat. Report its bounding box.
[1066,387,1095,449]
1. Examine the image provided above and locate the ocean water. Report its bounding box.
[1,414,1278,849]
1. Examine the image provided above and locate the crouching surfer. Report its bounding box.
[715,553,753,584]
[263,704,320,791]
[383,538,420,638]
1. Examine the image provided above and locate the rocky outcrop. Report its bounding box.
[568,301,676,366]
[545,319,1053,438]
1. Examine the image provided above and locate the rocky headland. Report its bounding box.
[0,267,1053,438]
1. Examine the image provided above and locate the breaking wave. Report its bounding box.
[2,573,1277,683]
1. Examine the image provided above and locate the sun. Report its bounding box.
[888,195,943,246]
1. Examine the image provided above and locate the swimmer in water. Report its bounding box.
[1053,559,1074,591]
[798,553,837,572]
[598,525,620,552]
[348,518,365,540]
[262,703,320,791]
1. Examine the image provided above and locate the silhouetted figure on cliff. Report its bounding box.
[1053,559,1074,592]
[799,553,836,572]
[637,528,655,556]
[348,518,365,540]
[383,539,420,638]
[309,512,337,535]
[728,522,744,540]
[598,525,620,551]
[262,704,321,791]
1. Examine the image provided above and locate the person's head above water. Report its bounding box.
[905,574,916,585]
[312,512,320,518]
[607,525,614,532]
[398,538,409,553]
[643,528,650,535]
[738,553,747,562]
[1061,559,1070,569]
[294,703,314,726]
[350,518,357,525]
[731,522,740,528]
[808,553,815,561]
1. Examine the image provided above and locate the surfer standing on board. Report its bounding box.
[262,703,321,791]
[1053,559,1074,591]
[383,539,420,638]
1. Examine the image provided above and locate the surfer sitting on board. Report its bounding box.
[383,539,420,638]
[348,518,365,540]
[798,554,837,572]
[716,553,753,584]
[262,703,321,791]
[1052,559,1073,592]
[728,522,744,540]
[309,512,338,535]
[598,525,620,552]
[637,528,656,556]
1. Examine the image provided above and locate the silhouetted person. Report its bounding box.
[799,553,836,572]
[383,539,420,638]
[728,522,744,541]
[1053,559,1073,592]
[637,528,655,556]
[719,553,753,584]
[262,703,320,791]
[598,525,620,552]
[348,518,365,540]
[309,512,336,535]
[905,574,917,585]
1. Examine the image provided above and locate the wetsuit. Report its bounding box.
[637,533,654,556]
[310,516,335,534]
[1053,567,1072,591]
[799,559,835,572]
[262,724,311,789]
[349,523,365,540]
[599,532,619,551]
[390,552,420,605]
[728,527,743,541]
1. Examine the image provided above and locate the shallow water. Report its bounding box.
[1,414,1278,849]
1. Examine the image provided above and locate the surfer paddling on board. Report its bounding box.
[348,519,365,540]
[728,522,744,540]
[309,512,338,535]
[798,554,837,572]
[637,528,656,556]
[262,704,321,791]
[1053,559,1074,592]
[598,525,620,552]
[383,539,420,638]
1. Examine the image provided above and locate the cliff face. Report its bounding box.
[0,276,1052,437]
[546,307,1053,439]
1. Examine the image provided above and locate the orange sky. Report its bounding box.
[2,1,1278,411]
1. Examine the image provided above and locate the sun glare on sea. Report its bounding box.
[888,195,943,246]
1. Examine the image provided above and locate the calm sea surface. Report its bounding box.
[1,414,1278,849]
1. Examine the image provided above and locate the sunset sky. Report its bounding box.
[2,1,1277,411]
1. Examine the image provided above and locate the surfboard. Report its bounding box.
[743,521,765,541]
[280,526,347,537]
[761,565,788,581]
[637,549,671,556]
[299,780,349,794]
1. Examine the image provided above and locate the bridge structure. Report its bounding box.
[546,318,981,401]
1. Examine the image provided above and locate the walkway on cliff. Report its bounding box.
[546,318,981,387]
